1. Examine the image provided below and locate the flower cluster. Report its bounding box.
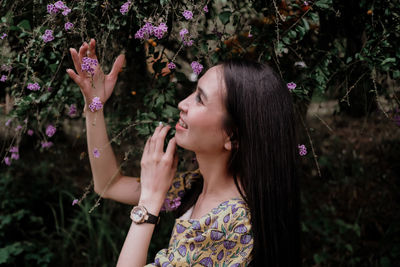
[287,82,297,91]
[4,146,20,165]
[47,1,71,16]
[134,22,168,40]
[0,33,7,39]
[72,199,79,206]
[161,196,181,211]
[27,82,41,91]
[88,97,103,112]
[81,57,98,76]
[167,62,176,70]
[41,30,54,43]
[68,104,77,117]
[41,141,54,148]
[15,125,22,131]
[182,10,193,20]
[46,125,56,137]
[179,28,194,46]
[203,6,209,13]
[0,75,6,82]
[27,129,34,136]
[64,22,74,31]
[298,144,307,156]
[191,61,203,75]
[120,1,131,15]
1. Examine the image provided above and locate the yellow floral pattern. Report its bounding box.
[145,170,253,267]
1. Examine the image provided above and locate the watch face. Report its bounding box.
[131,206,146,223]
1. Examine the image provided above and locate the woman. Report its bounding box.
[67,39,300,266]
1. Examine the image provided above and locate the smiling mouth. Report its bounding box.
[179,118,188,129]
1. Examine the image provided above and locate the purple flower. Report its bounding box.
[183,39,194,46]
[41,29,54,43]
[47,87,53,92]
[46,125,56,137]
[62,8,71,16]
[191,61,203,75]
[41,141,53,148]
[177,245,186,257]
[199,257,212,267]
[176,223,187,234]
[4,157,11,166]
[93,148,100,158]
[287,82,296,91]
[203,6,209,13]
[5,119,12,126]
[240,234,252,244]
[88,96,103,112]
[0,33,6,39]
[54,1,66,10]
[179,28,189,39]
[182,10,193,20]
[217,250,224,260]
[11,153,19,160]
[120,1,131,15]
[15,125,22,131]
[9,147,18,153]
[223,240,237,250]
[298,144,307,156]
[167,62,176,69]
[64,22,74,31]
[72,199,79,206]
[248,32,253,38]
[27,129,34,136]
[68,104,77,117]
[210,230,224,241]
[233,224,248,234]
[47,4,58,14]
[0,75,7,82]
[134,22,155,40]
[27,82,41,91]
[153,23,168,39]
[81,57,98,76]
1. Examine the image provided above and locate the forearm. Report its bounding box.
[85,108,121,195]
[117,198,164,267]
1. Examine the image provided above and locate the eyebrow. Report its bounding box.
[197,86,208,101]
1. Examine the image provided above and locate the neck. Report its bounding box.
[194,150,239,200]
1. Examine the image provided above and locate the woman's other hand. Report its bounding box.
[139,124,178,208]
[66,38,125,110]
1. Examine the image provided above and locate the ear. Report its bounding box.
[224,136,232,151]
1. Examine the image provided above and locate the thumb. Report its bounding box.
[108,54,125,80]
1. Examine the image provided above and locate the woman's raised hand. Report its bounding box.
[139,124,179,205]
[66,39,125,110]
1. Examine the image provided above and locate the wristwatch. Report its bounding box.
[130,205,159,224]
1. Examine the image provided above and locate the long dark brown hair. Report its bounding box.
[176,59,300,266]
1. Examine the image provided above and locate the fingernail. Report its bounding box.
[159,121,163,126]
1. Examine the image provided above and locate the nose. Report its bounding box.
[178,95,190,113]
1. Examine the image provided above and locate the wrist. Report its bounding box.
[138,196,164,216]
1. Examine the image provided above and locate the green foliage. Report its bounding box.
[0,0,399,265]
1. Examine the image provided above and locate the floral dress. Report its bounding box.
[145,169,253,267]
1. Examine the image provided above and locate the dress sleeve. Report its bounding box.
[161,169,201,211]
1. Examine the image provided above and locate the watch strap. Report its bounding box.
[145,213,159,224]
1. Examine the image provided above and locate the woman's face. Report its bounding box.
[175,66,230,154]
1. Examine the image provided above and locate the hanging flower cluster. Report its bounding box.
[88,97,103,112]
[27,82,41,91]
[191,61,203,75]
[47,1,71,16]
[134,22,168,40]
[120,1,131,15]
[298,144,307,156]
[41,30,54,43]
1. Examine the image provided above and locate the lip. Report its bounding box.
[176,116,188,131]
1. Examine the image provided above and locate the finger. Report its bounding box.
[88,39,98,60]
[143,137,151,158]
[66,69,82,86]
[108,54,125,81]
[172,149,179,170]
[155,125,171,153]
[164,137,177,162]
[149,124,163,153]
[79,42,88,61]
[69,48,83,74]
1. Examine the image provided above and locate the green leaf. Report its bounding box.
[315,0,332,9]
[17,20,31,31]
[380,57,396,66]
[219,11,231,25]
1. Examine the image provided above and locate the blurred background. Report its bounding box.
[0,0,399,266]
